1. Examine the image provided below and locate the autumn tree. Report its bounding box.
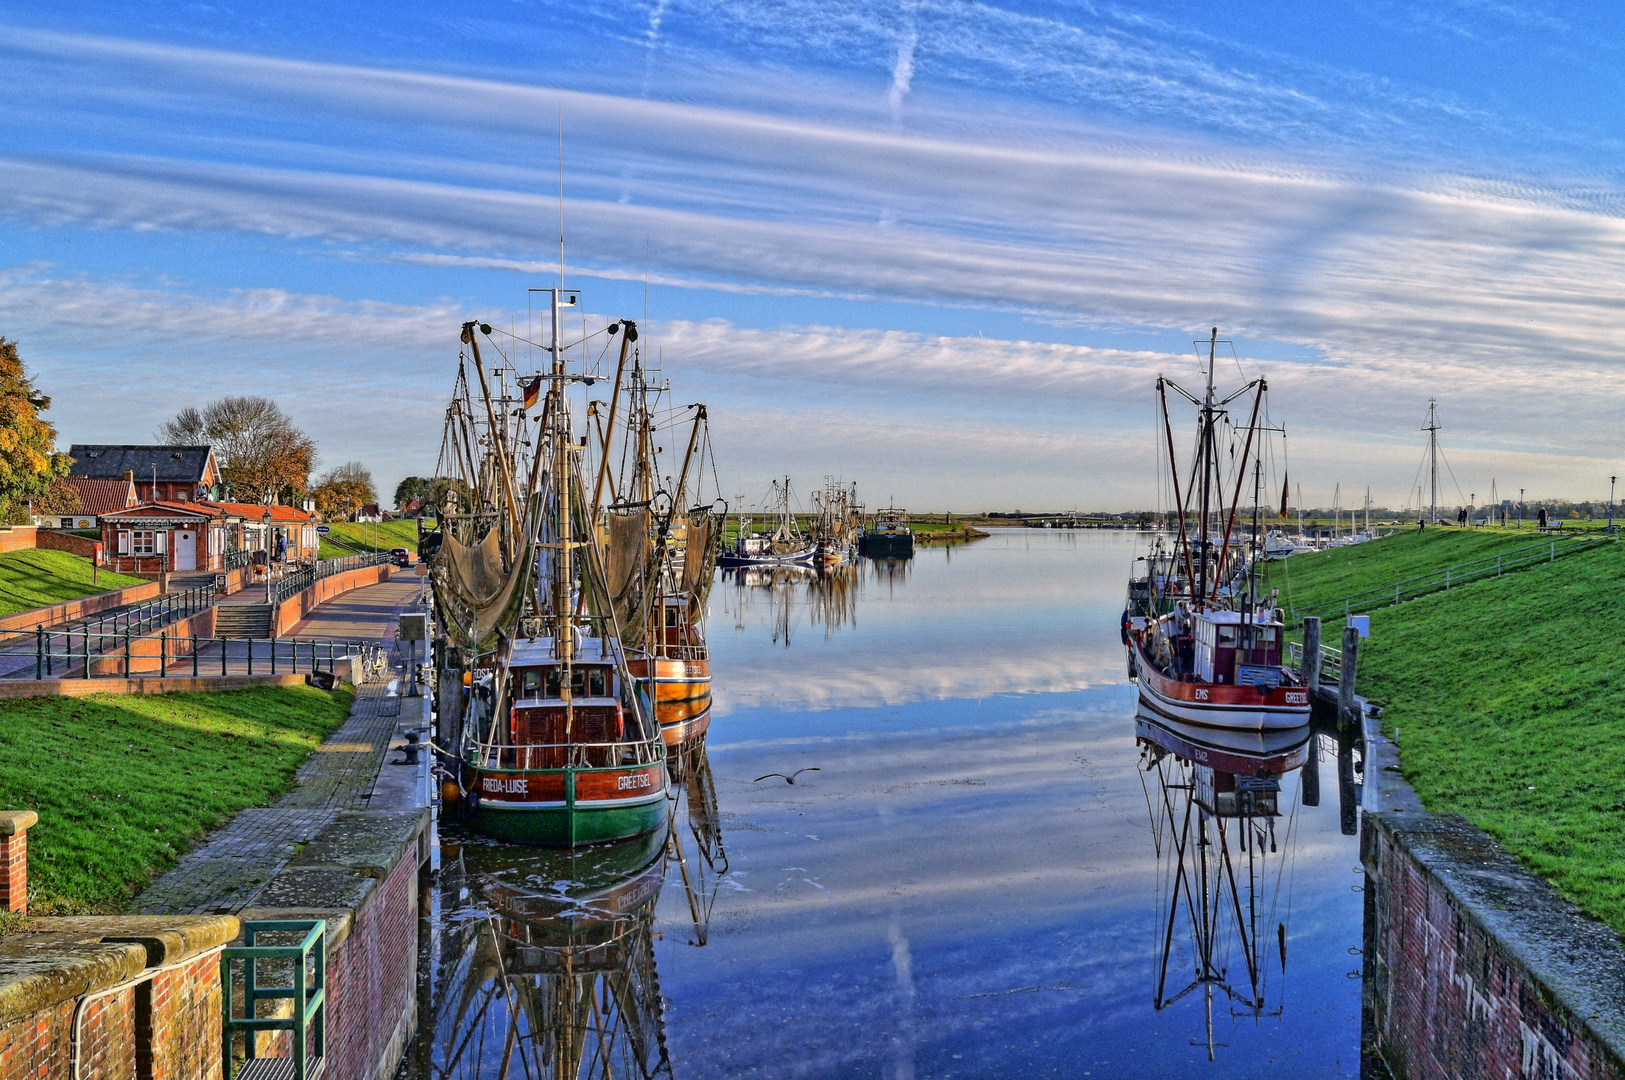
[313,462,377,522]
[34,477,83,516]
[393,476,432,512]
[0,338,71,524]
[156,396,317,501]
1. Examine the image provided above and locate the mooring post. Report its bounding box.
[1339,624,1360,728]
[1303,617,1322,694]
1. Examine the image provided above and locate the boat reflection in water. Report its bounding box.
[417,738,729,1077]
[720,560,863,645]
[1139,712,1354,1060]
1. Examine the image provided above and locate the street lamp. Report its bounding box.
[262,508,274,604]
[1519,488,1525,528]
[1611,476,1618,535]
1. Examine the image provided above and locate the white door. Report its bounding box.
[174,531,197,571]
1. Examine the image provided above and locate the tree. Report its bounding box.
[0,338,71,524]
[35,477,82,516]
[394,476,432,512]
[313,462,377,522]
[156,396,317,501]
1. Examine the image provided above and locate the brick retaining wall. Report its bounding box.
[0,528,36,555]
[0,581,163,635]
[0,674,311,700]
[271,564,392,637]
[1362,812,1625,1079]
[35,530,98,559]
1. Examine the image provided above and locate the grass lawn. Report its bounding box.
[0,550,147,617]
[1263,527,1560,624]
[1278,532,1625,935]
[319,520,419,558]
[0,684,353,913]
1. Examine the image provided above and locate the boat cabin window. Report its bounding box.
[1217,625,1238,647]
[521,669,544,697]
[666,607,679,628]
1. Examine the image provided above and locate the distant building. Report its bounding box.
[67,445,223,503]
[99,500,319,573]
[52,476,138,530]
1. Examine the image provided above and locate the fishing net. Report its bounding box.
[603,506,654,646]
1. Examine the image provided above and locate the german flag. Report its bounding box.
[521,376,542,410]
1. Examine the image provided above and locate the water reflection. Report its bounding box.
[417,739,729,1078]
[1138,713,1362,1063]
[719,561,862,645]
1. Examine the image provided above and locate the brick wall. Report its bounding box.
[0,832,25,913]
[35,530,99,559]
[0,985,138,1080]
[0,528,37,555]
[86,609,216,677]
[1363,812,1625,1079]
[0,581,162,634]
[272,564,392,637]
[141,951,224,1080]
[325,842,420,1080]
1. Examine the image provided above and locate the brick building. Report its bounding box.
[204,501,320,563]
[67,445,222,503]
[51,475,138,530]
[99,501,320,573]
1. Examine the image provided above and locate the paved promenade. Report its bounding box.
[130,575,432,915]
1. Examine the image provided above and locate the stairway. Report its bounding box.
[214,603,273,639]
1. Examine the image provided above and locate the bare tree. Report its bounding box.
[155,396,318,501]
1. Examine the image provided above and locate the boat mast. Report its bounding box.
[1424,398,1440,525]
[1197,328,1217,603]
[549,289,574,680]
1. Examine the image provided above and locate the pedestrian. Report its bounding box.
[1538,506,1547,529]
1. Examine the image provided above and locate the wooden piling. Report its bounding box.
[1303,617,1322,693]
[1339,624,1360,728]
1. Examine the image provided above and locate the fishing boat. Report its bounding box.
[431,295,670,846]
[859,505,913,559]
[1127,329,1310,732]
[809,478,863,568]
[719,477,816,567]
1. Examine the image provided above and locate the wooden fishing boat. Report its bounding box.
[1127,329,1309,732]
[435,294,671,847]
[628,595,713,745]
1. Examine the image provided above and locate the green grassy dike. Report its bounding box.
[0,685,353,914]
[0,550,146,617]
[1283,532,1625,935]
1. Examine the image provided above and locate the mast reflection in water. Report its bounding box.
[411,740,727,1078]
[1138,712,1363,1061]
[720,559,866,645]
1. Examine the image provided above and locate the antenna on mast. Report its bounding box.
[558,103,566,291]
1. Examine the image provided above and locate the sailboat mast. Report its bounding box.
[1425,398,1440,525]
[551,289,574,671]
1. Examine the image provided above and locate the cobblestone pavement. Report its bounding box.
[129,578,430,915]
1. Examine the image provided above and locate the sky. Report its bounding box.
[2,1,1624,512]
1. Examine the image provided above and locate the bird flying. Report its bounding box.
[753,768,821,785]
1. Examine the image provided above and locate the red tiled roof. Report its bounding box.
[61,477,137,516]
[101,501,224,521]
[201,501,316,523]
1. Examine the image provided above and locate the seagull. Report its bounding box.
[753,768,820,785]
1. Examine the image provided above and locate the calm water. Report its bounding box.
[406,529,1366,1078]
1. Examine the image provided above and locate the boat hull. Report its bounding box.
[861,533,913,558]
[1133,638,1310,732]
[467,760,670,847]
[627,655,713,746]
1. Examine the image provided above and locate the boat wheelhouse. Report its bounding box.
[628,594,713,746]
[468,634,669,846]
[1135,606,1309,730]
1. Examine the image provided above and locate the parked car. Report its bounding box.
[390,547,412,567]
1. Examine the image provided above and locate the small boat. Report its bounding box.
[719,476,816,566]
[1126,329,1310,732]
[859,505,913,559]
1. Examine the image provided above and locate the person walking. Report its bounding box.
[1538,506,1548,530]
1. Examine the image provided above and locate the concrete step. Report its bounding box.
[214,604,273,639]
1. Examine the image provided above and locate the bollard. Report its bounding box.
[1302,617,1322,695]
[1339,624,1360,728]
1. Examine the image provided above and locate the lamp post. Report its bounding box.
[1519,488,1525,528]
[262,508,274,605]
[1611,476,1617,535]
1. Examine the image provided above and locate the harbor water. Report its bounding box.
[405,529,1367,1078]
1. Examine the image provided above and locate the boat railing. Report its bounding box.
[471,737,665,772]
[1283,533,1613,628]
[642,644,708,661]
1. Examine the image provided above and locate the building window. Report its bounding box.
[132,530,157,555]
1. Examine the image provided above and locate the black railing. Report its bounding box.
[225,546,254,571]
[27,629,376,681]
[274,552,390,605]
[28,583,217,676]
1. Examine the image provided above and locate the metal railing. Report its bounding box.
[274,552,390,604]
[21,583,216,665]
[1287,640,1342,684]
[222,919,326,1080]
[224,546,254,571]
[1286,534,1612,627]
[25,627,377,680]
[470,737,666,772]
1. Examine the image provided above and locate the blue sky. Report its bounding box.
[2,1,1623,510]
